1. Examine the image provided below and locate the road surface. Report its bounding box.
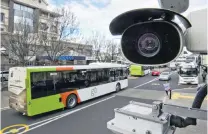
[1,70,205,134]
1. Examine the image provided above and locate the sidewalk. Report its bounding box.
[117,88,207,134]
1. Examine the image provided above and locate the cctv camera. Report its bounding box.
[109,8,191,66]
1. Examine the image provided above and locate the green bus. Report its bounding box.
[129,65,151,76]
[8,63,128,116]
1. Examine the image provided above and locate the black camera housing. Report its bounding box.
[109,8,191,65]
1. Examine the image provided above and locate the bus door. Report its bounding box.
[28,72,64,116]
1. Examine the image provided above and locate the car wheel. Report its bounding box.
[66,94,77,109]
[116,83,121,92]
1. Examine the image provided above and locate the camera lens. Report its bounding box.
[137,33,161,57]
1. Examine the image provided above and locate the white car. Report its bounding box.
[0,71,9,82]
[159,72,171,81]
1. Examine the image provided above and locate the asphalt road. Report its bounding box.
[0,69,202,134]
[129,70,198,91]
[133,71,198,91]
[1,95,155,134]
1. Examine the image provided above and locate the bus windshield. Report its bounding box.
[179,68,198,77]
[186,57,195,62]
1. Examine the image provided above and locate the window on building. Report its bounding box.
[51,37,57,40]
[39,0,42,3]
[24,18,33,26]
[40,11,48,17]
[27,8,33,13]
[13,3,34,33]
[1,13,5,22]
[14,10,23,17]
[50,25,57,33]
[2,0,9,7]
[14,3,21,10]
[42,34,47,39]
[40,22,48,31]
[1,28,4,31]
[50,14,55,18]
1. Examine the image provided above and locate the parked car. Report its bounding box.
[159,72,171,81]
[151,70,160,76]
[0,71,9,82]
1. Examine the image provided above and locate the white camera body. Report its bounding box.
[185,7,207,54]
[158,0,189,13]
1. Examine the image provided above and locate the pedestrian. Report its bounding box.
[202,68,207,83]
[163,81,172,99]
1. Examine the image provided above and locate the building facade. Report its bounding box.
[1,0,93,69]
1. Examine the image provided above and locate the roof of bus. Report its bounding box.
[130,65,142,67]
[11,63,127,72]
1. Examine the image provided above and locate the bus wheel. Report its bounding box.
[116,83,121,92]
[66,94,77,109]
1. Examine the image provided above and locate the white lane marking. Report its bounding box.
[0,107,10,111]
[3,95,115,134]
[133,77,159,89]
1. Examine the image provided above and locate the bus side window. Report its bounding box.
[103,69,110,83]
[45,72,57,96]
[119,69,124,80]
[75,71,89,89]
[123,68,128,79]
[110,70,115,82]
[97,69,110,84]
[89,70,98,86]
[31,72,47,99]
[115,69,123,80]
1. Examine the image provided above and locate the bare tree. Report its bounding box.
[102,40,119,62]
[1,22,40,66]
[84,31,107,62]
[39,5,80,65]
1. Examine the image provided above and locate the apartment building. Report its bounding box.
[1,0,93,69]
[1,0,60,33]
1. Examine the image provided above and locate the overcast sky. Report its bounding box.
[48,0,207,40]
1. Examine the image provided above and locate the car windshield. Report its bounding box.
[161,72,169,75]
